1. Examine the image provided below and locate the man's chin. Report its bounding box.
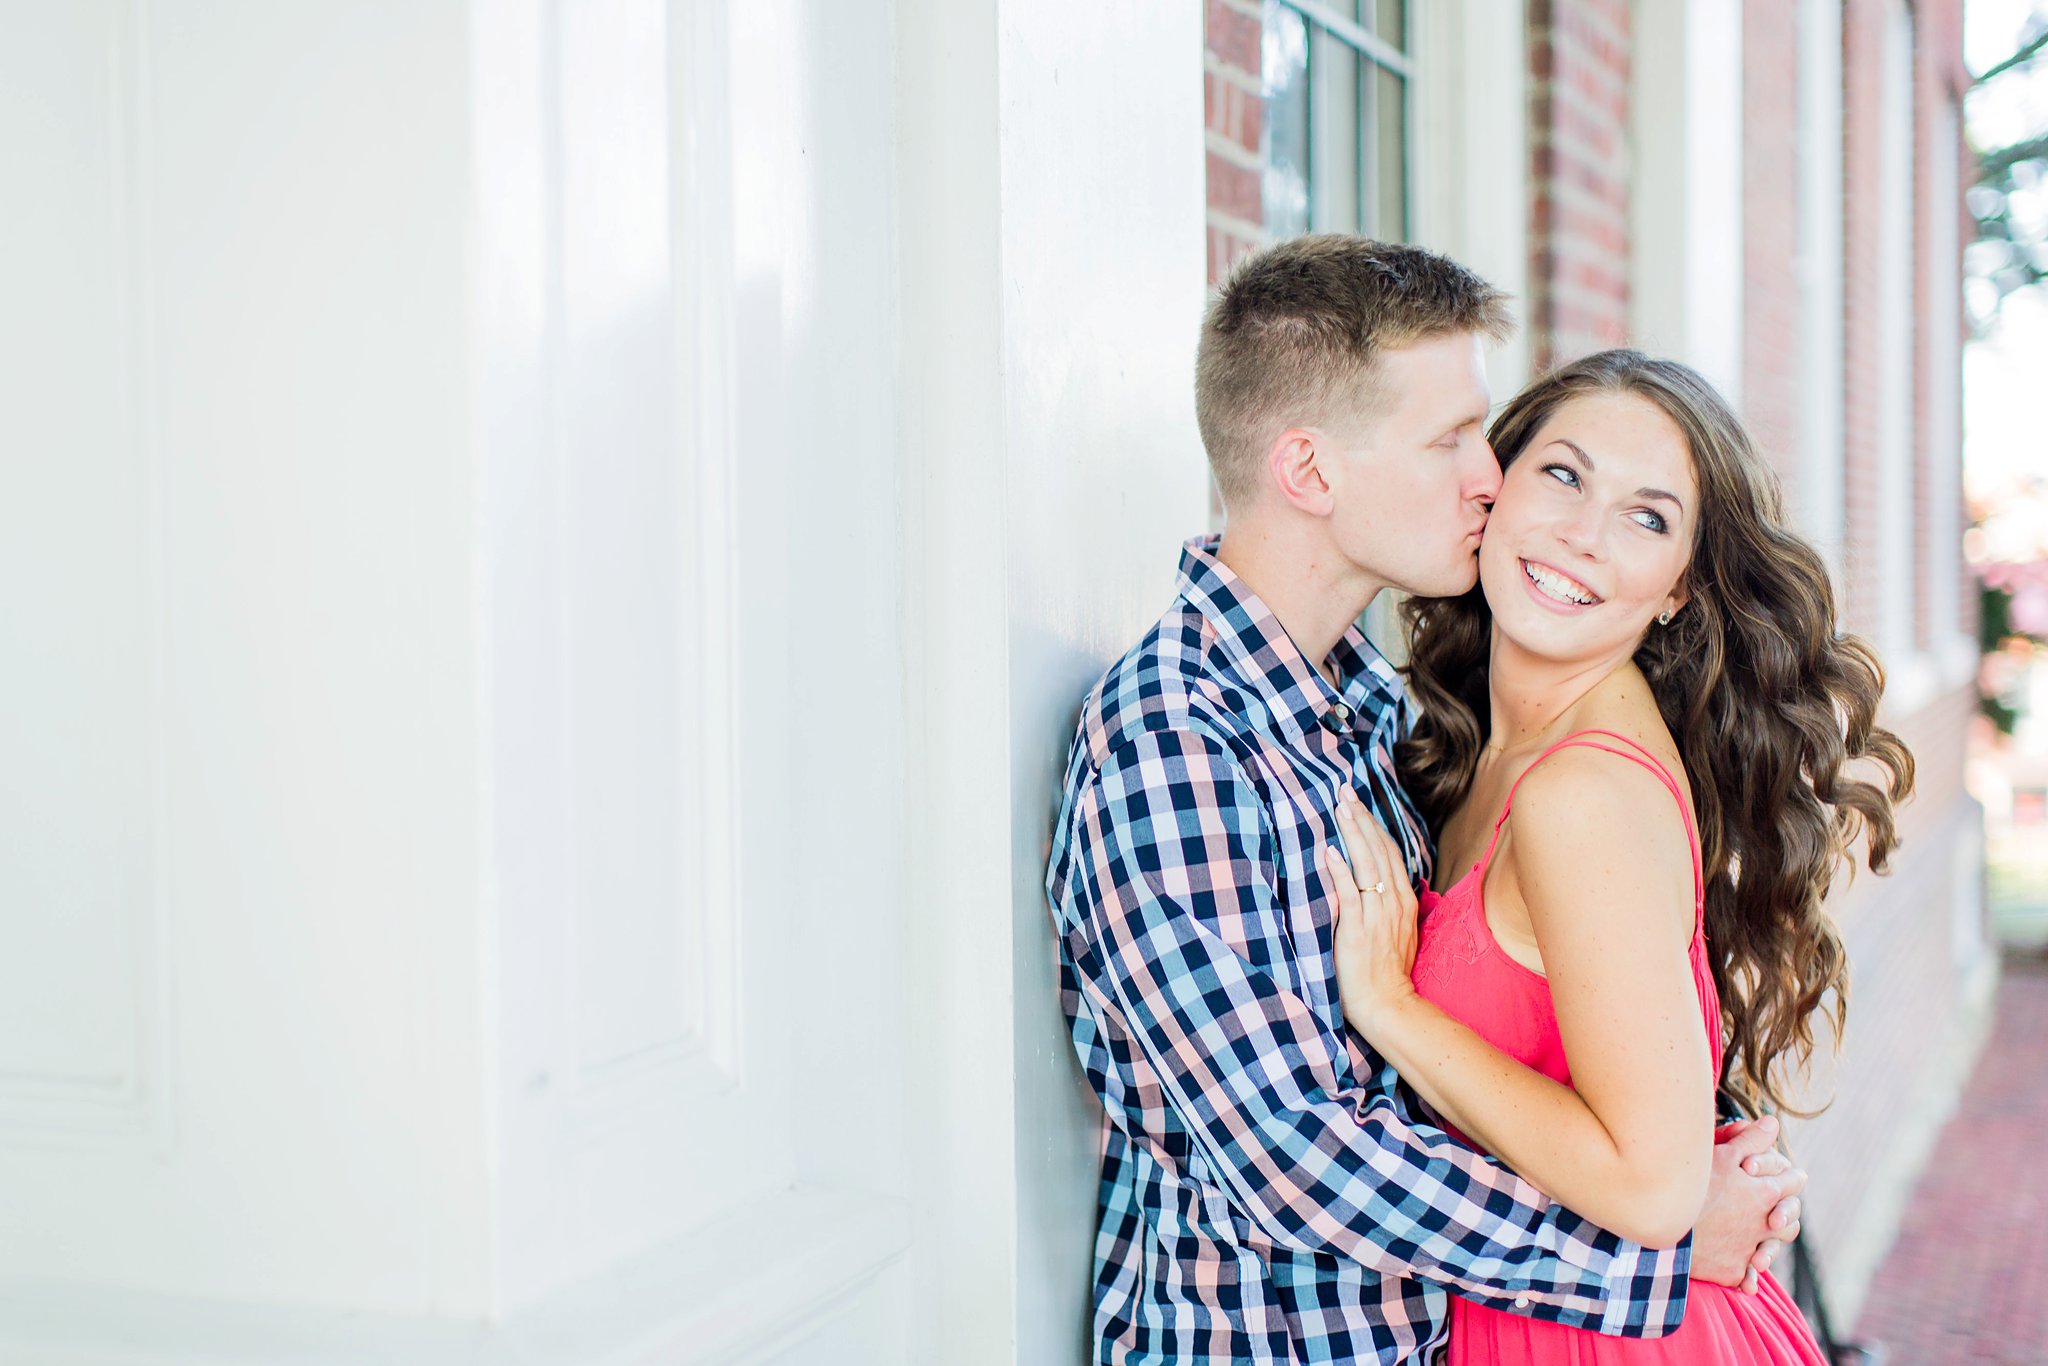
[1400,564,1481,601]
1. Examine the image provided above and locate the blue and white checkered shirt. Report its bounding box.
[1045,536,1690,1364]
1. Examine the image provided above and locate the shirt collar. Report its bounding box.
[1175,535,1404,743]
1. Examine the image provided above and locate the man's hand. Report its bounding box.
[1690,1116,1806,1293]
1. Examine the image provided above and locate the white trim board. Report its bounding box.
[0,1186,909,1366]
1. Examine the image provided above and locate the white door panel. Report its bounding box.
[0,0,163,1143]
[0,0,1202,1357]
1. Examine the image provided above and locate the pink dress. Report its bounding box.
[1412,729,1826,1365]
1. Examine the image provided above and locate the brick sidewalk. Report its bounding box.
[1853,949,2048,1363]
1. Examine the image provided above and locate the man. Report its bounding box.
[1045,236,1802,1363]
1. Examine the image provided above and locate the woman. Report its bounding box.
[1319,350,1912,1363]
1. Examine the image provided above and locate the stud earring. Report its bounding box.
[1657,610,1674,626]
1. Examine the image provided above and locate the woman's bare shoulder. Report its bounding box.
[1506,672,1696,892]
[1563,667,1686,780]
[1504,744,1697,943]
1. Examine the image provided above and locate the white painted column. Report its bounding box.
[894,1,1015,1355]
[1875,0,1931,710]
[1630,0,1745,404]
[1413,0,1533,397]
[999,6,1211,1360]
[1796,0,1848,572]
[1926,94,1976,693]
[896,1,1209,1360]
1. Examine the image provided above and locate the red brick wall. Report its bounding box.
[1840,0,1971,652]
[1526,0,1632,372]
[1205,0,1266,283]
[1742,0,1802,489]
[1794,2,1981,1319]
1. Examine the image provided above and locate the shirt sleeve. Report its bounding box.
[1060,725,1691,1336]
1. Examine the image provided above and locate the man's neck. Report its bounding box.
[1215,521,1383,683]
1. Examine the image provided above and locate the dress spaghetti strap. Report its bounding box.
[1477,728,1704,918]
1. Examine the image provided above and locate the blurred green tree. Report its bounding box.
[1968,19,2048,329]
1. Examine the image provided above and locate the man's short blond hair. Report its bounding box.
[1195,235,1513,506]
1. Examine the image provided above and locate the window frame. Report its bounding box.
[1265,0,1416,243]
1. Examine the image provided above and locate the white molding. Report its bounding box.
[1281,0,1411,75]
[678,0,744,1084]
[1874,0,1917,662]
[0,1186,909,1366]
[1629,0,1745,402]
[1940,633,1981,692]
[1795,0,1846,575]
[1950,807,1991,981]
[1883,650,1940,721]
[0,0,172,1154]
[474,0,784,1310]
[553,0,701,1090]
[134,0,177,1161]
[1411,0,1530,394]
[894,2,1020,1358]
[1924,93,1966,651]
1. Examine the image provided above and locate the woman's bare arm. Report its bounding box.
[1328,753,1714,1248]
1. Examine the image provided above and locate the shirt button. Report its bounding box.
[1513,1292,1533,1309]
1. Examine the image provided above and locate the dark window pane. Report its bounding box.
[1374,0,1404,51]
[1374,68,1407,240]
[1311,29,1361,233]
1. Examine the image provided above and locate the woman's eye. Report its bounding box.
[1631,510,1669,534]
[1543,463,1579,488]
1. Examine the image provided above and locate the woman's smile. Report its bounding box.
[1519,557,1602,610]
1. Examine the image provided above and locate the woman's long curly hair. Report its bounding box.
[1397,350,1914,1117]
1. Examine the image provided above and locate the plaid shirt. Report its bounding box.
[1045,536,1690,1364]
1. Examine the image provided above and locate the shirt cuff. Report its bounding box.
[1592,1236,1692,1338]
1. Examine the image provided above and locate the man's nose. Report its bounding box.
[1465,442,1504,503]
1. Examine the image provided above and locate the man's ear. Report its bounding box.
[1264,428,1334,515]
